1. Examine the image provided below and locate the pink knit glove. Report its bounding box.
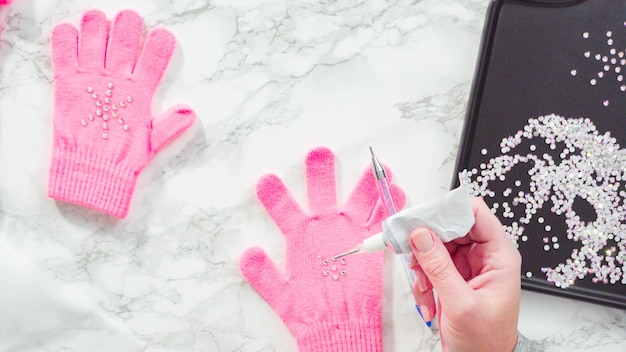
[240,147,405,352]
[48,10,195,218]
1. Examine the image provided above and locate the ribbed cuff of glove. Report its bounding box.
[295,318,382,352]
[48,148,138,218]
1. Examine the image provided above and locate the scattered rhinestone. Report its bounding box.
[573,26,626,107]
[461,113,626,289]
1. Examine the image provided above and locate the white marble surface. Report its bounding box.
[0,0,625,351]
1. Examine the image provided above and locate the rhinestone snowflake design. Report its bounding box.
[461,114,626,289]
[571,25,626,107]
[81,83,133,140]
[318,255,347,281]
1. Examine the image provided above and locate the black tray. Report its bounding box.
[453,0,626,308]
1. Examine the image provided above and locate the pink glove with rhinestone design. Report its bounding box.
[49,10,195,218]
[240,147,405,352]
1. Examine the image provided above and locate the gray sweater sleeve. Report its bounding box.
[513,333,540,352]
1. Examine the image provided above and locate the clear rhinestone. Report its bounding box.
[87,87,94,93]
[102,133,108,139]
[102,123,108,130]
[107,83,114,89]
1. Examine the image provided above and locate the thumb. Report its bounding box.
[149,104,196,154]
[240,247,289,312]
[410,228,473,305]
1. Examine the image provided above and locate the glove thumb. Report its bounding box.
[149,104,195,155]
[410,228,473,306]
[240,247,289,312]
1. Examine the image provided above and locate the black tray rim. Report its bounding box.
[451,0,626,310]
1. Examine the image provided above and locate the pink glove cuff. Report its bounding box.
[297,317,382,352]
[48,147,136,218]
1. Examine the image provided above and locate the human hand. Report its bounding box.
[240,147,404,352]
[410,197,521,352]
[48,10,195,218]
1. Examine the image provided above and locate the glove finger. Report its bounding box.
[305,147,337,213]
[240,247,289,311]
[257,174,307,236]
[149,105,195,155]
[105,10,142,74]
[342,165,380,225]
[364,183,406,231]
[51,23,79,74]
[78,10,108,71]
[133,27,175,91]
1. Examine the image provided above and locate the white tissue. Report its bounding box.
[383,185,475,254]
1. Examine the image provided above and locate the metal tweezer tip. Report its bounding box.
[332,247,360,260]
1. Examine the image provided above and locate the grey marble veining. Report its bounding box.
[0,0,625,351]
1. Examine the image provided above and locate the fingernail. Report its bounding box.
[410,228,434,253]
[417,304,433,323]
